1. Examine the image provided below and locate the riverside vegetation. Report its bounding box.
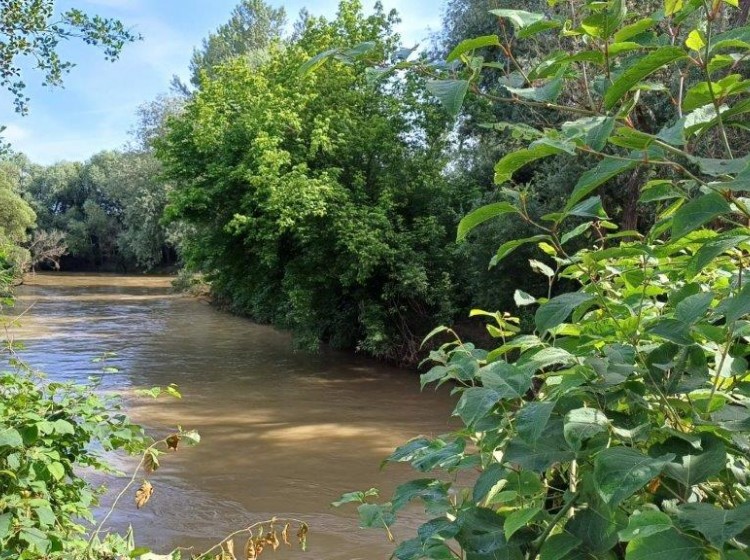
[4,0,750,559]
[320,1,750,559]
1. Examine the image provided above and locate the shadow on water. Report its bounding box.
[9,273,458,558]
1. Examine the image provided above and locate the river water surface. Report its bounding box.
[10,274,458,559]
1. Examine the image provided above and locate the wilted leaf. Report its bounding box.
[166,435,180,451]
[135,480,154,509]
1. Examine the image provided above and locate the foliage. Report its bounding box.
[157,0,475,364]
[0,0,140,115]
[332,1,750,559]
[15,150,175,271]
[188,0,286,87]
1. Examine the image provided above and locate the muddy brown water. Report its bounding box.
[8,274,458,559]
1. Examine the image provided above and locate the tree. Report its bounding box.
[0,1,140,115]
[24,228,67,271]
[189,0,286,86]
[158,0,475,363]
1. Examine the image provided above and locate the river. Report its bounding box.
[9,274,458,559]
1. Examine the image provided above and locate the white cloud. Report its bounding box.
[2,123,31,143]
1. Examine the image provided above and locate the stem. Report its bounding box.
[196,517,308,559]
[87,439,166,547]
[702,0,734,159]
[529,490,581,557]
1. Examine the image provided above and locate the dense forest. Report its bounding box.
[4,0,750,557]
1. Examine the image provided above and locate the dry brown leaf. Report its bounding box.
[297,523,308,551]
[281,524,290,546]
[269,531,280,551]
[143,450,159,473]
[166,434,181,451]
[244,537,256,560]
[135,480,154,509]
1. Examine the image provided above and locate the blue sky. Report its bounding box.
[2,0,441,164]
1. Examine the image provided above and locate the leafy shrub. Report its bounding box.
[331,1,750,559]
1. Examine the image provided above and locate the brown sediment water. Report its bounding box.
[9,273,458,559]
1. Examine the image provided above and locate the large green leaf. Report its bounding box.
[447,35,500,62]
[454,387,500,426]
[708,25,750,55]
[566,158,637,209]
[715,280,750,324]
[535,292,595,333]
[656,434,726,488]
[686,234,750,278]
[564,408,610,450]
[426,80,470,117]
[478,362,534,400]
[565,501,623,554]
[675,291,713,324]
[625,529,705,560]
[604,46,688,109]
[490,235,551,267]
[458,202,519,241]
[0,427,23,448]
[506,78,564,102]
[594,447,674,505]
[619,511,673,541]
[494,144,562,185]
[671,192,731,239]
[675,502,750,547]
[540,534,582,560]
[472,464,507,503]
[505,433,575,472]
[392,479,450,513]
[489,9,545,31]
[515,402,554,444]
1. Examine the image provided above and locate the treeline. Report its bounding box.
[0,0,674,364]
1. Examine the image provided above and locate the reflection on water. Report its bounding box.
[9,274,457,558]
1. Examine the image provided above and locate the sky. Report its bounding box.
[2,0,441,165]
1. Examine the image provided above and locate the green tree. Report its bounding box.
[158,0,475,363]
[188,0,286,86]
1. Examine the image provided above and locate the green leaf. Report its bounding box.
[619,511,673,541]
[458,202,519,241]
[19,527,50,553]
[491,235,551,267]
[540,534,582,560]
[299,47,339,76]
[473,464,507,503]
[566,500,623,554]
[454,387,499,426]
[426,80,469,117]
[392,479,450,513]
[566,158,638,209]
[494,144,562,185]
[479,362,534,400]
[516,402,554,444]
[535,292,595,333]
[685,29,706,51]
[604,47,688,109]
[506,78,564,102]
[0,427,23,448]
[614,18,656,41]
[490,9,545,30]
[331,488,379,507]
[687,234,750,278]
[625,529,705,560]
[505,433,575,472]
[47,461,65,481]
[447,35,500,62]
[689,153,750,176]
[564,408,610,450]
[561,116,616,151]
[716,280,750,324]
[514,290,537,306]
[675,291,713,324]
[671,192,731,239]
[0,512,11,540]
[504,506,541,541]
[561,221,592,244]
[665,0,684,16]
[675,502,750,547]
[708,25,750,55]
[658,434,726,487]
[594,448,674,505]
[358,503,395,528]
[33,504,56,527]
